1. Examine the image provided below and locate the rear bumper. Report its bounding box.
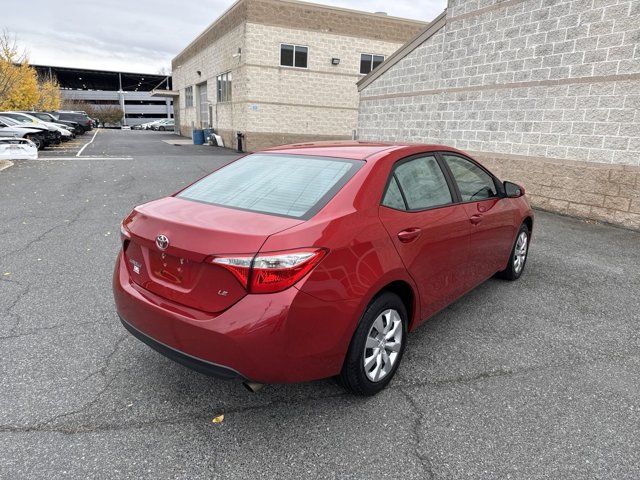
[113,251,360,383]
[119,315,243,380]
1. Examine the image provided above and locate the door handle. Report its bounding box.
[470,214,483,225]
[397,228,422,243]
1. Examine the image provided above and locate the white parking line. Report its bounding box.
[36,157,133,161]
[76,129,100,157]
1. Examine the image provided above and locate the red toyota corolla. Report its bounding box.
[114,142,533,395]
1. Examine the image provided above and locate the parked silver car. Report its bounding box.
[152,119,175,131]
[0,116,49,150]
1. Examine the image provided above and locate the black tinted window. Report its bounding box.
[281,44,307,68]
[280,44,294,66]
[178,154,362,219]
[58,113,87,121]
[391,155,453,210]
[360,55,369,75]
[295,46,308,68]
[360,54,385,74]
[443,154,497,202]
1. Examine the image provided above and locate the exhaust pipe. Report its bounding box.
[243,381,265,393]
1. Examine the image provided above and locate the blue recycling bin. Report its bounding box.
[192,129,205,145]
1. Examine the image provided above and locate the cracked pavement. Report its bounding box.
[1,130,639,479]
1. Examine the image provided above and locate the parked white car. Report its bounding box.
[1,111,74,139]
[12,112,74,139]
[0,137,38,160]
[143,121,161,130]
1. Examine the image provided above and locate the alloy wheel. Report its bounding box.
[27,136,42,150]
[513,231,528,274]
[363,309,403,382]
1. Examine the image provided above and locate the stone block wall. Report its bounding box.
[478,153,640,230]
[358,0,640,230]
[172,0,425,149]
[241,22,406,146]
[174,21,247,137]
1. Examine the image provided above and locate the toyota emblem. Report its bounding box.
[156,234,169,251]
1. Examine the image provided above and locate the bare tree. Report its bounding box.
[60,99,123,127]
[92,105,124,127]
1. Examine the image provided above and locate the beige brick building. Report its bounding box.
[171,0,425,151]
[357,0,640,230]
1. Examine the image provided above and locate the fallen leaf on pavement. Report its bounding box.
[212,415,224,424]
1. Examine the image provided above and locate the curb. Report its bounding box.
[0,160,14,172]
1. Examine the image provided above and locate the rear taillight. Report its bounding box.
[209,248,327,294]
[120,222,131,242]
[210,256,252,286]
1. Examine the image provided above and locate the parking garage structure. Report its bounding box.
[34,65,174,127]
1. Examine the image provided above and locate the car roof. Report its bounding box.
[262,141,469,161]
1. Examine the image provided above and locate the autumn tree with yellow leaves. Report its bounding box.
[36,77,61,110]
[0,30,61,111]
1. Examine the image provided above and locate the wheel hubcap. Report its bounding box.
[513,231,528,273]
[363,309,403,382]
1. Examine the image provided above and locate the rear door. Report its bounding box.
[439,153,515,284]
[378,153,471,321]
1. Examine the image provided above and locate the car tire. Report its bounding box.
[338,292,408,396]
[159,126,165,131]
[497,223,530,281]
[26,135,42,150]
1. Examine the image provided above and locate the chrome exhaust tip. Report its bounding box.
[243,381,265,393]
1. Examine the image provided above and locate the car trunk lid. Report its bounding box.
[122,197,303,312]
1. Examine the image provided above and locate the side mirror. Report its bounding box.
[504,181,524,198]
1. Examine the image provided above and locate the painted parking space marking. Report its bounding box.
[76,129,100,156]
[35,156,133,161]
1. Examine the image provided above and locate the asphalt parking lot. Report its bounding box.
[1,129,639,479]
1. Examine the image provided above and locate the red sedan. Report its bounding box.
[114,142,533,395]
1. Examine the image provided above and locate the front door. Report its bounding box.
[378,154,471,323]
[440,153,515,284]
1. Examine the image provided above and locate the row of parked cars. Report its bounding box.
[0,110,94,150]
[131,118,175,131]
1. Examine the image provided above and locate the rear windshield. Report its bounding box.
[177,153,363,219]
[58,113,86,120]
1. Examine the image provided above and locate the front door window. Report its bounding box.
[442,154,497,202]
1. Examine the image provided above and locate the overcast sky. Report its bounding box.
[1,0,446,74]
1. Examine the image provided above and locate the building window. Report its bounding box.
[216,72,232,103]
[185,86,194,107]
[360,54,385,75]
[280,44,308,68]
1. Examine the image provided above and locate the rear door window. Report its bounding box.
[178,154,363,219]
[382,177,406,210]
[382,155,453,211]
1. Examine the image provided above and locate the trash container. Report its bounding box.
[192,129,205,145]
[203,128,214,144]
